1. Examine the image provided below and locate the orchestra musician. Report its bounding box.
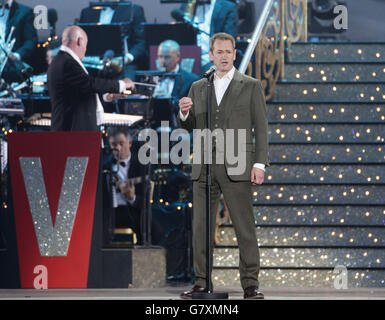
[153,39,199,127]
[172,0,238,74]
[79,0,147,78]
[0,0,38,83]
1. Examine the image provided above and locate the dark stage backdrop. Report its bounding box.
[16,0,385,42]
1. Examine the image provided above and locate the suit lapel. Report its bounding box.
[223,69,244,120]
[6,1,18,37]
[111,6,121,23]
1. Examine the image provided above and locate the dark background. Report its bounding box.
[17,0,385,42]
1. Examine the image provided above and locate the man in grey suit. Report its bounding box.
[178,33,269,299]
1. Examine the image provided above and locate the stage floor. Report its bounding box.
[1,286,385,300]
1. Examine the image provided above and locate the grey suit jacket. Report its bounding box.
[178,69,270,181]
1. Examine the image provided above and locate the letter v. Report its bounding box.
[19,157,88,257]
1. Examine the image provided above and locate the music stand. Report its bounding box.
[144,23,197,46]
[76,23,126,57]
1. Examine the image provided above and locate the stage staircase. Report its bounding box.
[213,41,385,288]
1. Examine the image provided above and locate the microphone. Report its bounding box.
[21,62,33,78]
[171,9,185,22]
[203,66,216,79]
[103,49,115,63]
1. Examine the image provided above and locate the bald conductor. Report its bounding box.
[48,26,134,131]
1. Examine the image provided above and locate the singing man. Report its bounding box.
[178,32,269,299]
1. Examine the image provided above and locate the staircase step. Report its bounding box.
[252,206,385,226]
[273,82,385,102]
[218,226,385,247]
[285,62,385,81]
[264,164,384,184]
[214,247,385,268]
[268,123,385,143]
[251,185,385,205]
[289,42,385,62]
[268,144,384,164]
[212,268,385,288]
[267,103,385,123]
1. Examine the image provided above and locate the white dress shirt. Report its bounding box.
[113,154,136,207]
[99,6,115,24]
[193,0,216,66]
[179,66,266,172]
[213,65,235,105]
[60,45,125,126]
[154,64,179,98]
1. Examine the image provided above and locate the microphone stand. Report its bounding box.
[192,70,228,300]
[142,87,155,247]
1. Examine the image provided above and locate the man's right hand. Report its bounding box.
[179,97,193,116]
[123,78,135,90]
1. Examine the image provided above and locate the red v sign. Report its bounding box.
[9,132,101,288]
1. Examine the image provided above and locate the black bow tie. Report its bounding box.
[120,161,126,167]
[4,3,10,9]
